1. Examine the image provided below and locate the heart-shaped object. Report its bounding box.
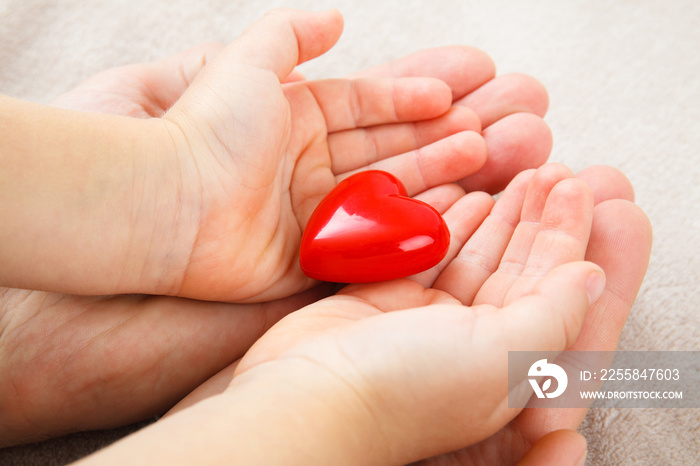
[299,170,450,283]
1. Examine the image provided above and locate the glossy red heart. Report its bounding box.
[299,170,450,283]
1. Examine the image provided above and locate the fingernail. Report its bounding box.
[585,270,606,304]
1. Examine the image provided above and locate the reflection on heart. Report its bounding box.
[299,170,450,283]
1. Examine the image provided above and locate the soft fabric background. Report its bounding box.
[0,0,698,464]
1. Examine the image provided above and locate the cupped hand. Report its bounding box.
[108,164,649,465]
[72,9,488,302]
[51,10,551,303]
[411,164,652,465]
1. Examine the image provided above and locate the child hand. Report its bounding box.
[44,13,552,303]
[78,164,650,465]
[155,10,486,302]
[0,9,486,301]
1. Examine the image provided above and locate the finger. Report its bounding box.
[577,164,635,204]
[337,131,487,196]
[391,183,472,289]
[301,77,452,133]
[509,200,652,438]
[146,42,225,111]
[492,164,575,275]
[516,430,588,466]
[460,112,553,194]
[575,200,653,351]
[164,8,344,162]
[472,164,576,306]
[329,106,481,175]
[349,45,496,101]
[500,261,605,352]
[217,8,343,80]
[457,73,550,128]
[502,178,594,306]
[412,183,468,214]
[433,169,535,305]
[410,191,495,288]
[403,183,471,289]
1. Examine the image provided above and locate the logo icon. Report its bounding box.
[528,359,568,398]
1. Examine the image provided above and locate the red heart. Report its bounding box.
[299,170,450,283]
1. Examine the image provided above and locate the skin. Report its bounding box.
[0,9,552,447]
[1,9,488,302]
[75,162,651,465]
[0,8,652,464]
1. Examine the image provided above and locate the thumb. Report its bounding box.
[162,8,343,172]
[164,8,343,145]
[501,261,606,352]
[215,8,343,81]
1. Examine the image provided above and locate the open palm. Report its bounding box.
[52,10,552,304]
[94,9,488,303]
[150,164,651,465]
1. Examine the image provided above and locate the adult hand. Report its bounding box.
[349,45,552,195]
[0,283,341,447]
[410,164,651,465]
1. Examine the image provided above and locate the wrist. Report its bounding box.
[116,118,202,296]
[77,359,388,465]
[0,97,198,295]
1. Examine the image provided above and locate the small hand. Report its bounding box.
[50,11,552,303]
[222,165,605,462]
[111,164,649,465]
[415,165,652,465]
[123,9,485,302]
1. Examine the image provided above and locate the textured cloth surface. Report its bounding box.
[1,1,698,464]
